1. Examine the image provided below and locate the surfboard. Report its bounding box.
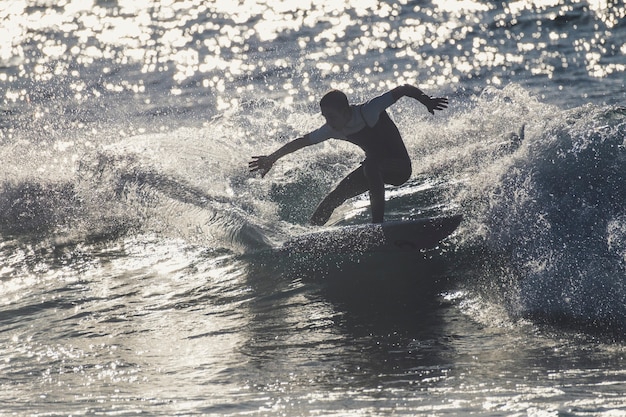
[279,214,462,255]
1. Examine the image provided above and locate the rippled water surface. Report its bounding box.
[1,1,626,416]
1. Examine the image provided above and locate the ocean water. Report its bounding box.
[1,0,626,415]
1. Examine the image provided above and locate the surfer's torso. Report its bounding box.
[307,91,409,161]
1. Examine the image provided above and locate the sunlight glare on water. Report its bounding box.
[2,0,624,114]
[1,0,626,415]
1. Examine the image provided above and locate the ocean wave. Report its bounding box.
[2,81,626,334]
[471,100,626,330]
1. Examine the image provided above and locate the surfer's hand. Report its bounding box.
[249,155,274,177]
[424,96,448,114]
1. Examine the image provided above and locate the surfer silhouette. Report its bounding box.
[249,85,448,225]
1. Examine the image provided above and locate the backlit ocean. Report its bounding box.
[1,1,625,415]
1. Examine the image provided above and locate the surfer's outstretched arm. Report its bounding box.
[391,84,448,115]
[249,136,311,177]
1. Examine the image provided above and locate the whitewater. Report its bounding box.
[1,1,626,415]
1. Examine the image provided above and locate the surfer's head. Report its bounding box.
[320,90,350,130]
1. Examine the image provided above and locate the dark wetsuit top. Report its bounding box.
[345,109,409,162]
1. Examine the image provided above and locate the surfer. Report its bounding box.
[249,85,448,225]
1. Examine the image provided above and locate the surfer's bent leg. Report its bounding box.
[367,158,411,223]
[362,159,384,223]
[310,166,368,226]
[363,158,411,223]
[310,159,411,226]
